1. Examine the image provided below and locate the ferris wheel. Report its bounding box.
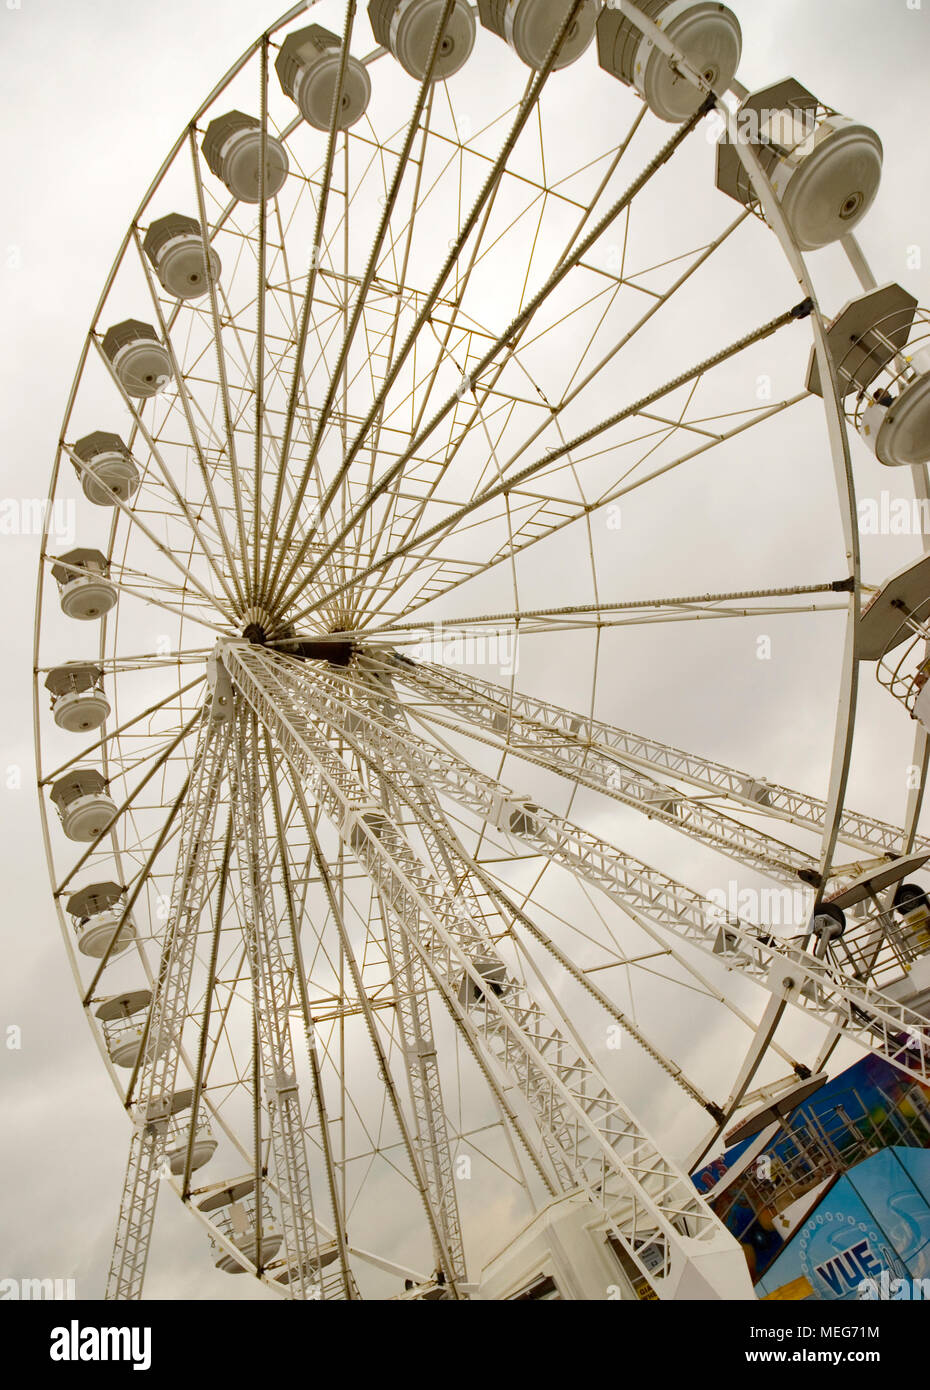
[33,0,930,1301]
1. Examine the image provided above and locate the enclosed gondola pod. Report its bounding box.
[596,0,742,123]
[715,78,883,251]
[95,989,161,1069]
[197,1178,283,1272]
[368,0,475,81]
[66,881,134,960]
[857,554,930,732]
[161,1089,218,1175]
[51,548,117,621]
[477,0,598,71]
[46,662,110,733]
[50,768,116,842]
[816,856,930,1004]
[202,111,289,203]
[101,320,172,399]
[272,1243,341,1287]
[275,24,371,130]
[71,432,139,507]
[806,284,930,469]
[142,213,221,300]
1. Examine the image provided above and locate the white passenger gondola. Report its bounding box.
[368,0,475,82]
[46,662,110,733]
[893,882,930,955]
[142,213,221,300]
[95,989,159,1069]
[197,1178,283,1272]
[859,555,930,731]
[161,1089,218,1175]
[50,768,116,842]
[71,431,139,506]
[101,319,172,399]
[597,0,741,122]
[478,0,597,71]
[51,548,117,621]
[67,881,134,960]
[821,857,930,1011]
[806,284,930,468]
[275,24,371,130]
[202,111,289,203]
[715,78,882,251]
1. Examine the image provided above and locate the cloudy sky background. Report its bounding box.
[3,0,930,1300]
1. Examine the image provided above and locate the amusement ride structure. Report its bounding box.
[33,0,930,1299]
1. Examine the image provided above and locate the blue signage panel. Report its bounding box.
[757,1149,930,1300]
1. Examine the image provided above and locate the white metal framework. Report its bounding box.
[33,0,930,1300]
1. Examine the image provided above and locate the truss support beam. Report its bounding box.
[355,677,568,1196]
[289,658,930,1088]
[224,643,757,1301]
[283,767,471,1295]
[105,715,229,1301]
[384,657,928,865]
[228,711,352,1300]
[347,667,727,1124]
[365,657,817,883]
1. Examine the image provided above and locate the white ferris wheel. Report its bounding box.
[33,0,930,1301]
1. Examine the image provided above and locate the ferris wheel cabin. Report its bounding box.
[477,0,598,71]
[51,549,117,621]
[368,0,476,81]
[807,282,930,469]
[154,1089,218,1176]
[101,320,173,400]
[817,856,930,1015]
[66,881,134,960]
[71,431,139,507]
[197,1178,283,1273]
[860,556,930,733]
[143,213,221,301]
[715,78,883,251]
[50,768,116,842]
[45,663,110,733]
[94,989,160,1069]
[276,24,372,129]
[202,111,290,203]
[597,0,742,122]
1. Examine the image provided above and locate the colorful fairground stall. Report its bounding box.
[692,1055,930,1300]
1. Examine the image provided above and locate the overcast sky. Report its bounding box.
[3,0,930,1301]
